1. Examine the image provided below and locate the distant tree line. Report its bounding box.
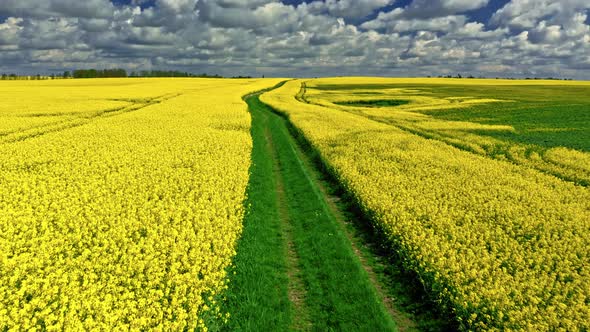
[0,73,56,80]
[73,68,128,78]
[427,73,573,80]
[0,69,225,80]
[129,70,222,78]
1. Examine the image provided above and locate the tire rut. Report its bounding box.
[265,124,313,331]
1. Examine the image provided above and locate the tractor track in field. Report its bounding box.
[0,92,182,145]
[266,124,313,331]
[223,83,455,331]
[223,86,427,331]
[295,146,418,332]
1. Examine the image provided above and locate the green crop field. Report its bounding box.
[308,81,590,150]
[396,84,590,151]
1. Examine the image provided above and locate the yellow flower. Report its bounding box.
[0,78,283,330]
[261,78,590,331]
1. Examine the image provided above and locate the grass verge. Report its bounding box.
[250,94,396,330]
[220,90,292,331]
[259,92,459,332]
[223,88,455,331]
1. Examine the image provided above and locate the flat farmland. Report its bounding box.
[262,77,590,331]
[1,77,589,331]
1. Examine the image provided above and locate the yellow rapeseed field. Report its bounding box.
[261,79,590,331]
[301,78,590,185]
[0,78,281,330]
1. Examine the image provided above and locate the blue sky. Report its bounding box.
[1,0,590,78]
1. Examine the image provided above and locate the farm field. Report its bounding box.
[0,78,283,330]
[299,78,590,186]
[262,78,590,331]
[1,77,589,331]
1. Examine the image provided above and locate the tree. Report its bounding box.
[63,71,71,78]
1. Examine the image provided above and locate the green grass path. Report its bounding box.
[222,91,397,331]
[221,90,292,331]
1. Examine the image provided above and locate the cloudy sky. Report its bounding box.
[1,0,589,78]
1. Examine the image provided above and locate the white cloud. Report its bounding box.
[360,0,490,33]
[528,21,563,44]
[393,0,489,19]
[196,0,291,29]
[0,17,23,46]
[19,17,82,50]
[362,12,468,33]
[0,0,115,19]
[491,0,590,29]
[78,18,111,32]
[0,0,589,79]
[310,0,395,20]
[155,0,198,14]
[449,22,508,39]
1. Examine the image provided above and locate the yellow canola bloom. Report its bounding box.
[0,78,282,330]
[302,77,590,185]
[261,79,590,331]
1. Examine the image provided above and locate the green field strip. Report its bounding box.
[269,118,314,332]
[261,93,459,332]
[285,126,424,332]
[251,93,396,331]
[221,91,293,331]
[224,86,461,331]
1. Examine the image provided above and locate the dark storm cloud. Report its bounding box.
[0,0,589,79]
